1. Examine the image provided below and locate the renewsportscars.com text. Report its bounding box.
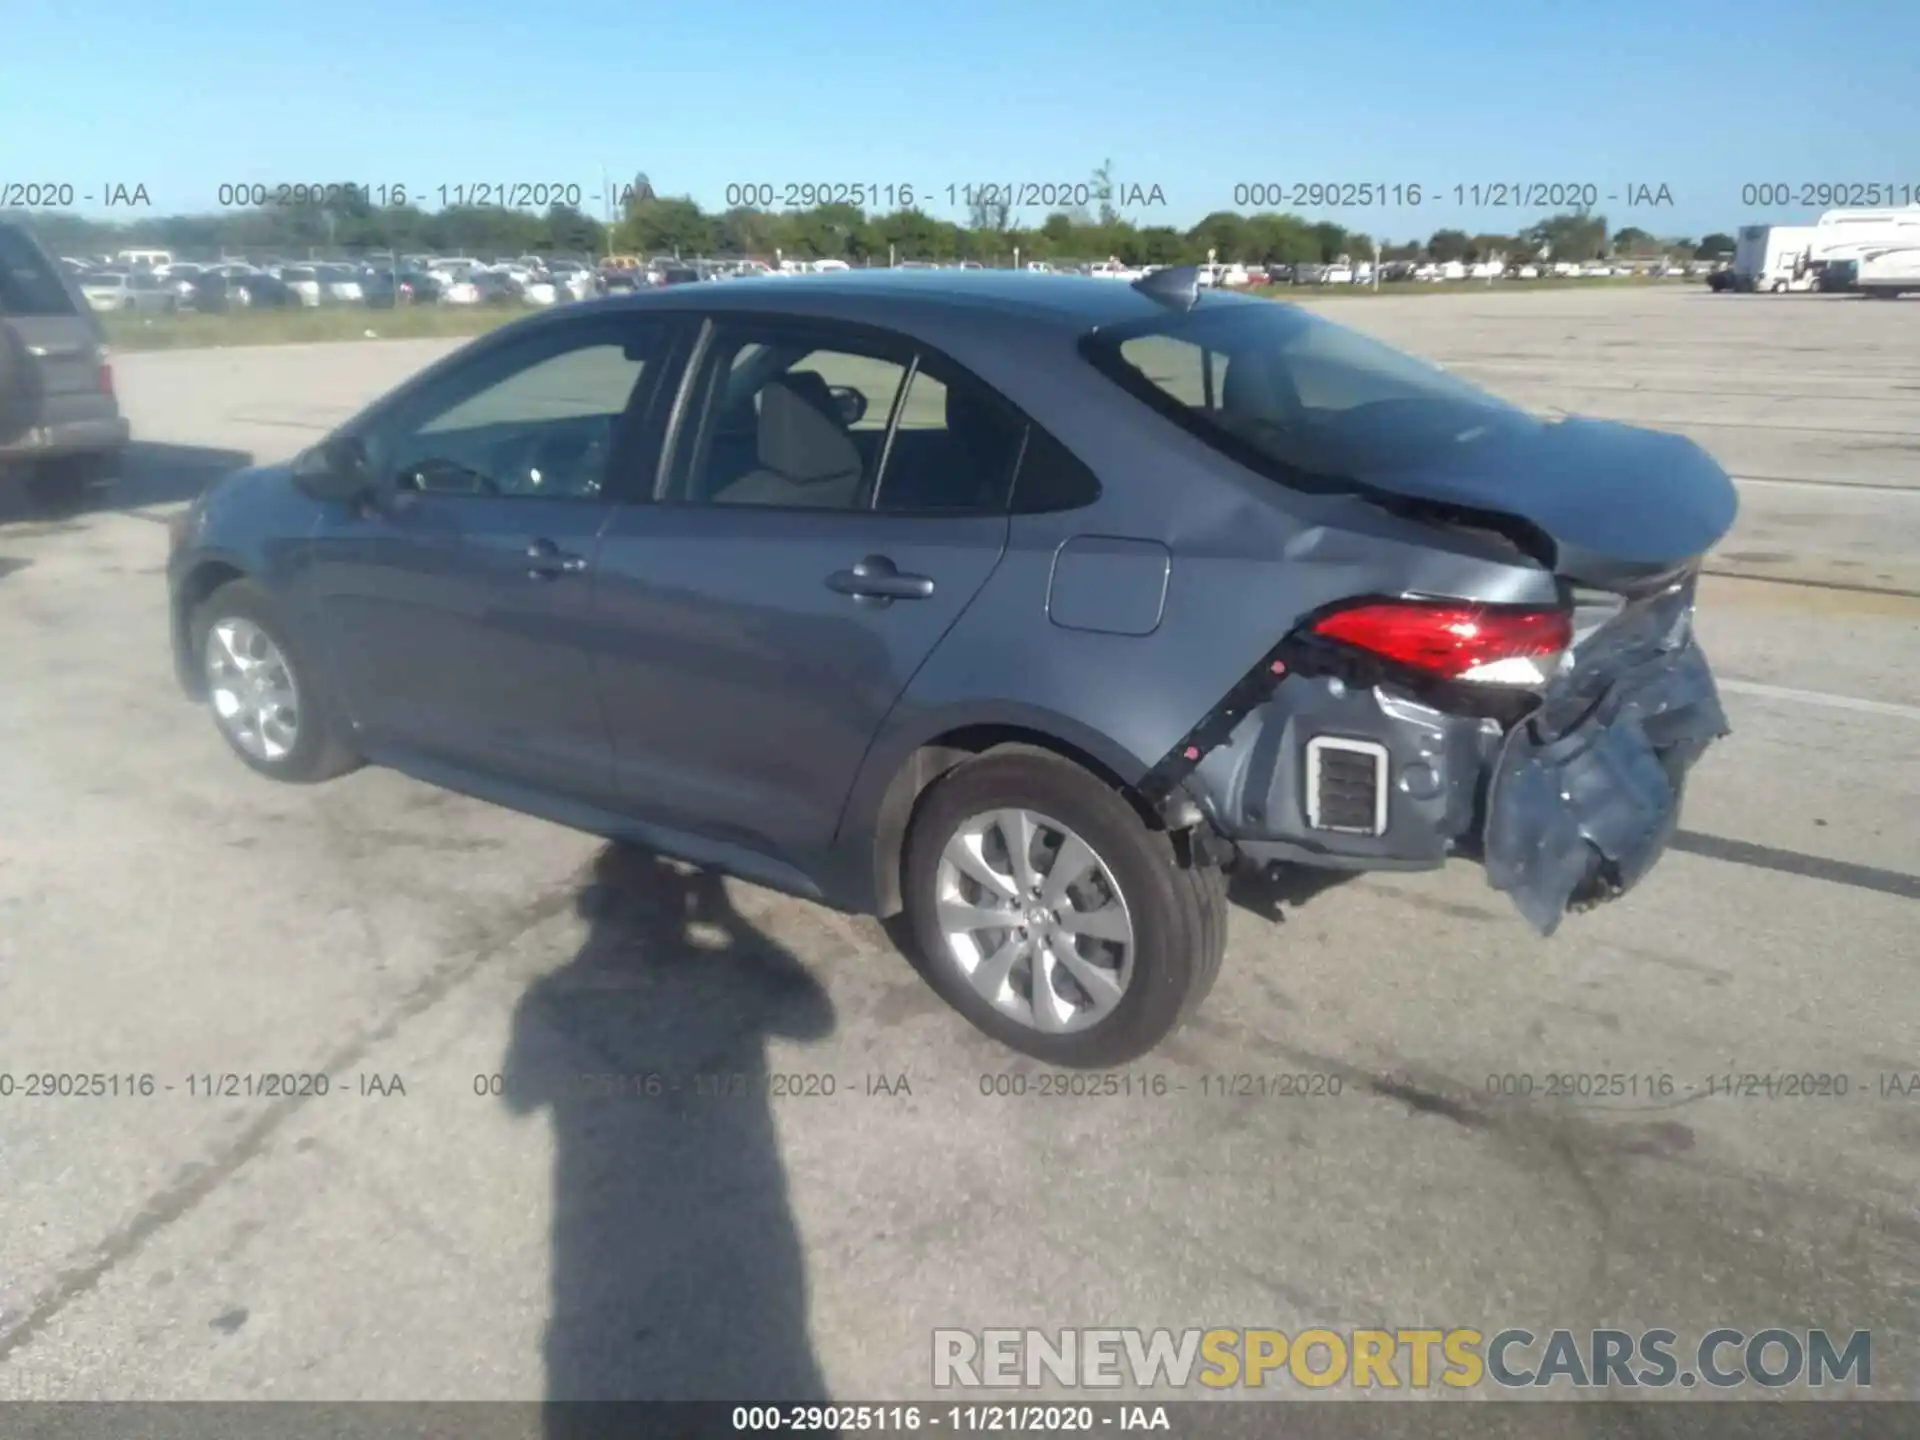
[933,1326,1871,1391]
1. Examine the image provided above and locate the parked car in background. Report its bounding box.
[546,259,594,297]
[159,262,206,303]
[428,257,482,282]
[380,270,445,304]
[479,270,525,304]
[179,272,236,312]
[443,271,520,306]
[657,265,703,287]
[0,219,129,511]
[277,266,324,307]
[314,265,364,304]
[360,271,404,308]
[230,273,302,309]
[78,270,179,313]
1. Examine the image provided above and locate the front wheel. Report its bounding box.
[191,579,359,783]
[902,751,1228,1066]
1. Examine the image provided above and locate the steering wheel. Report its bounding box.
[402,454,501,496]
[494,426,608,498]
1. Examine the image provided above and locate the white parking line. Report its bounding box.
[1720,677,1920,722]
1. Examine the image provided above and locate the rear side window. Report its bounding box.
[874,356,1027,514]
[1011,426,1102,513]
[0,226,79,316]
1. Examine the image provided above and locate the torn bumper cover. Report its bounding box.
[1150,577,1730,936]
[1483,627,1729,936]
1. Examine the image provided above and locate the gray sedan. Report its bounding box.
[164,268,1736,1064]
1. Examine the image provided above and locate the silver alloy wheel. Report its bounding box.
[204,617,302,762]
[934,808,1135,1034]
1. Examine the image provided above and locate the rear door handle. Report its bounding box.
[827,554,934,602]
[525,536,588,579]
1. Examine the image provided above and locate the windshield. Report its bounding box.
[1081,298,1528,489]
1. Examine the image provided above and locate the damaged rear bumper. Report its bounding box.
[1482,628,1727,934]
[1156,582,1729,935]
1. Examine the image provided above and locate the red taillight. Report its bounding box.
[1310,601,1571,685]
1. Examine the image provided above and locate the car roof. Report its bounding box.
[583,267,1235,336]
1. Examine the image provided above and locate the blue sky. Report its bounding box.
[3,0,1916,240]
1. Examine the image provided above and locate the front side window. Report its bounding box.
[376,320,661,500]
[1082,299,1526,489]
[667,325,911,509]
[668,322,1034,516]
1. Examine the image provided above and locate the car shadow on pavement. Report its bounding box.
[106,441,254,511]
[1226,859,1358,919]
[0,441,254,522]
[498,843,837,1425]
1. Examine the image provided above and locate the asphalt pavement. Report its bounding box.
[0,286,1915,1414]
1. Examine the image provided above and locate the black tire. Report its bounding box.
[190,578,360,784]
[902,750,1228,1067]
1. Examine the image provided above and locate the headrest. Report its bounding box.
[757,375,861,484]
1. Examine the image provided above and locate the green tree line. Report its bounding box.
[6,179,1735,266]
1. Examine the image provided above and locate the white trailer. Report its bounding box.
[1817,206,1920,236]
[1855,245,1920,298]
[1809,209,1920,272]
[1733,224,1819,291]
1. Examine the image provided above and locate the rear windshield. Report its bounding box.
[1080,298,1524,489]
[0,226,80,316]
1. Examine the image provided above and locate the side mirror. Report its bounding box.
[828,385,868,426]
[292,433,375,503]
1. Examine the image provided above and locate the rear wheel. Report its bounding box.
[902,751,1227,1066]
[191,579,359,783]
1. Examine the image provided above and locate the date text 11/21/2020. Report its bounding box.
[207,180,1175,213]
[0,1072,407,1098]
[214,182,600,210]
[720,182,1170,211]
[1227,181,1677,209]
